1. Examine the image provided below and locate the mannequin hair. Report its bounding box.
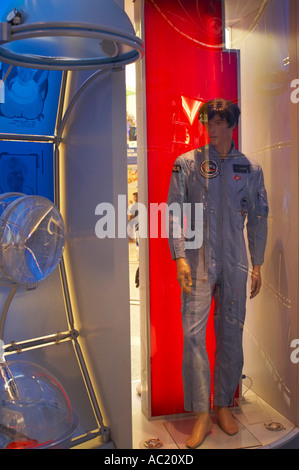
[199,98,240,129]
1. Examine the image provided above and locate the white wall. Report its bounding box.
[59,67,132,448]
[227,0,299,422]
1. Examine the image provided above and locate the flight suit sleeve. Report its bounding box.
[247,166,268,266]
[167,157,188,260]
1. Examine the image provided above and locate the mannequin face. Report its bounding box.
[207,113,235,157]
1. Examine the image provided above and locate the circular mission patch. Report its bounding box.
[199,159,219,178]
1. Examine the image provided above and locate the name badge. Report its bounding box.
[233,164,250,174]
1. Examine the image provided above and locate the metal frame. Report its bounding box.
[0,68,114,447]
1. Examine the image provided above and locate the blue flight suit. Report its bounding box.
[167,142,268,412]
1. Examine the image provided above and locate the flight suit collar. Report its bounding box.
[209,140,242,159]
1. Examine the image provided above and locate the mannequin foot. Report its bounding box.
[214,406,238,435]
[185,412,213,449]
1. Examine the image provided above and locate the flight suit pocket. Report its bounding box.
[236,190,250,230]
[223,299,239,337]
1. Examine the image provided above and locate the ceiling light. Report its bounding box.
[0,0,143,70]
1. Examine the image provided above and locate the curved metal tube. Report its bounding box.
[56,69,111,144]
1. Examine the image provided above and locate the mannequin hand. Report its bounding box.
[176,258,192,294]
[250,265,261,299]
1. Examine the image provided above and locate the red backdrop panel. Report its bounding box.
[144,0,239,417]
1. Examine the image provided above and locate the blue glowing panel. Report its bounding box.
[0,141,54,201]
[0,64,62,135]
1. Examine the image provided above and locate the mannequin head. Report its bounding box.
[199,98,240,156]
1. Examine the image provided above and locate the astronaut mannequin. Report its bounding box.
[167,99,268,448]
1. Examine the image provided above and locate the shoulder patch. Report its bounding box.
[172,164,181,173]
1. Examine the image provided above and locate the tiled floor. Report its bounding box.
[129,244,298,450]
[131,380,297,450]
